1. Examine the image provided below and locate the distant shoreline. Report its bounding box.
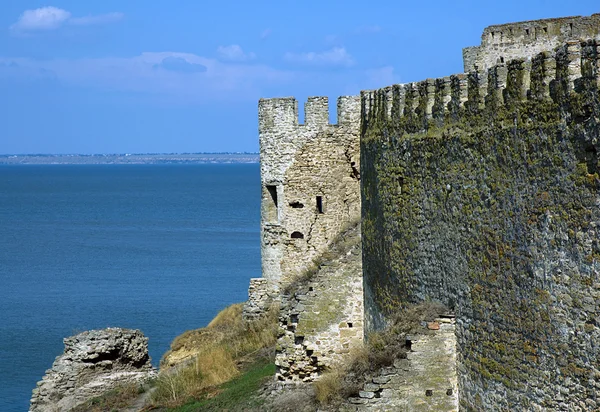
[0,153,259,165]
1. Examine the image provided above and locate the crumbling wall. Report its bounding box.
[362,40,600,410]
[244,95,364,382]
[463,13,600,72]
[275,221,363,382]
[257,96,361,286]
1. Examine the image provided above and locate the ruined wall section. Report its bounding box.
[275,221,363,382]
[362,40,600,410]
[463,13,600,72]
[246,96,363,379]
[257,96,360,285]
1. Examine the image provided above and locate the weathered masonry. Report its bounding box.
[362,15,600,411]
[243,96,364,381]
[463,13,600,72]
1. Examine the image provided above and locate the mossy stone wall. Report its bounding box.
[361,40,600,410]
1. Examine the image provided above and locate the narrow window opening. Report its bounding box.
[265,185,278,222]
[267,185,278,206]
[316,196,324,214]
[289,201,304,209]
[295,336,305,345]
[525,28,530,36]
[569,23,573,35]
[347,322,353,328]
[291,231,304,239]
[500,56,505,63]
[543,27,548,34]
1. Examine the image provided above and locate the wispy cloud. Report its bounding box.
[153,56,207,73]
[217,45,256,62]
[260,29,271,40]
[364,66,399,88]
[0,52,292,101]
[355,25,382,34]
[10,7,123,34]
[10,6,71,32]
[0,51,399,103]
[69,12,124,26]
[284,47,354,67]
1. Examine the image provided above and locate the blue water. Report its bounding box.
[0,164,261,412]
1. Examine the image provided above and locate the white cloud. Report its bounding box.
[11,6,71,32]
[69,12,124,26]
[10,7,123,34]
[0,52,398,104]
[284,47,354,67]
[0,52,292,102]
[217,45,256,62]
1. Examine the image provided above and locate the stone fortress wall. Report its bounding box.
[464,13,600,72]
[362,14,600,410]
[243,96,365,381]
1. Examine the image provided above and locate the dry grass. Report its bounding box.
[151,303,278,408]
[314,369,346,406]
[314,301,447,406]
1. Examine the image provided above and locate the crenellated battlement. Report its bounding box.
[362,27,600,411]
[252,12,600,407]
[463,13,600,72]
[364,39,600,135]
[259,95,360,132]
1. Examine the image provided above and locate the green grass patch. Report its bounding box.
[171,361,275,411]
[70,383,146,412]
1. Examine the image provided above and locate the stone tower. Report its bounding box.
[243,96,365,381]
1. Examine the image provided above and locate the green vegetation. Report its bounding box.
[170,362,275,411]
[70,383,146,412]
[150,303,278,409]
[361,45,600,407]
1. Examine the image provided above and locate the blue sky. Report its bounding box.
[0,1,598,154]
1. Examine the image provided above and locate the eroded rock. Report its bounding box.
[30,328,156,412]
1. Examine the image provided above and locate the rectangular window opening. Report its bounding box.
[266,185,278,222]
[316,196,324,214]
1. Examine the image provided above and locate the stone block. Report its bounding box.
[364,383,380,392]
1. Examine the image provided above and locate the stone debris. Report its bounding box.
[30,328,156,412]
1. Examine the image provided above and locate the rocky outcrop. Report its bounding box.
[30,328,156,412]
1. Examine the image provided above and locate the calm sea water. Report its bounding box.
[0,164,261,412]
